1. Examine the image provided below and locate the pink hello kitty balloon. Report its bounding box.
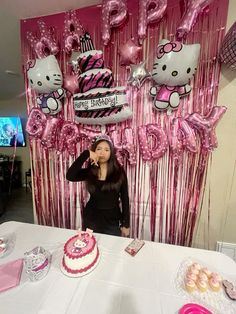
[150,39,200,111]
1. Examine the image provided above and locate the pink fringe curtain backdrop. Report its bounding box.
[20,0,228,245]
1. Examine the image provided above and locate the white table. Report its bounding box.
[0,221,236,314]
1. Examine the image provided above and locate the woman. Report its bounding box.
[66,135,130,237]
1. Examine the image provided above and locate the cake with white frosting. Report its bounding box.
[61,229,99,277]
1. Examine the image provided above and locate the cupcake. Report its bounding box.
[188,265,200,276]
[211,272,222,282]
[209,277,221,292]
[185,272,197,282]
[196,279,208,292]
[198,271,208,282]
[201,267,212,278]
[191,262,201,270]
[185,279,196,293]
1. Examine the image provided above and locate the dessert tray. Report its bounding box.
[175,257,236,314]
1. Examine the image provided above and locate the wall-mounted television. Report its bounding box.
[0,117,26,147]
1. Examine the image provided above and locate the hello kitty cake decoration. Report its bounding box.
[61,228,100,277]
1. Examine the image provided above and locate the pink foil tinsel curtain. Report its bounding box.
[20,0,228,246]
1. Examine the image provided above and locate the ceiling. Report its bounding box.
[0,0,101,101]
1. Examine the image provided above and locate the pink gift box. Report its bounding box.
[0,258,23,293]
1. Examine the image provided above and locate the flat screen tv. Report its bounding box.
[0,117,26,147]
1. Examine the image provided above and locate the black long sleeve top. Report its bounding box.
[66,150,130,228]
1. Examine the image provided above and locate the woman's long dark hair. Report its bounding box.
[87,139,125,193]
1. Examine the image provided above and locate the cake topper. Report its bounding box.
[80,32,95,53]
[86,228,93,238]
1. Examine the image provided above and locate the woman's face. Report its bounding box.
[95,141,111,164]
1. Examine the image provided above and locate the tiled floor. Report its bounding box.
[0,187,34,224]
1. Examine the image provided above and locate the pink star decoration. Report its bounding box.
[119,39,142,66]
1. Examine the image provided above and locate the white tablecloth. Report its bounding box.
[0,221,235,314]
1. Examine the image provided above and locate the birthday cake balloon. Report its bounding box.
[73,33,132,125]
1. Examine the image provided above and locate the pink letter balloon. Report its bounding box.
[176,0,215,39]
[27,20,59,59]
[101,0,128,45]
[41,118,61,149]
[138,0,167,43]
[64,11,84,54]
[26,108,47,139]
[58,122,79,156]
[187,106,226,151]
[138,124,168,161]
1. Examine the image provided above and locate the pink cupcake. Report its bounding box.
[188,265,200,275]
[209,277,221,292]
[211,272,222,282]
[185,272,197,282]
[201,267,212,278]
[198,272,208,282]
[185,279,196,293]
[191,262,201,270]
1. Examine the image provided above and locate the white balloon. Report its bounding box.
[150,39,200,111]
[27,55,63,94]
[152,39,200,86]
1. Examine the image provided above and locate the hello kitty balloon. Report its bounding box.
[150,39,200,112]
[27,55,65,115]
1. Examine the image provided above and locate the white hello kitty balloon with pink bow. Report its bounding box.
[27,55,65,115]
[150,39,200,111]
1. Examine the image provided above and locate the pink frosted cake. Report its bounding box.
[61,229,100,277]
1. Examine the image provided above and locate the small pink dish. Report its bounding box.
[179,303,213,314]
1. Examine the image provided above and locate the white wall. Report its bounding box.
[193,0,236,250]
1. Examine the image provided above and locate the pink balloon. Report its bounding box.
[220,21,236,70]
[26,108,47,138]
[58,122,79,156]
[79,127,101,140]
[176,0,214,39]
[138,0,167,42]
[119,39,142,66]
[41,117,61,149]
[169,118,183,159]
[64,11,84,54]
[186,106,227,151]
[138,124,168,161]
[63,74,79,94]
[179,118,198,153]
[102,0,128,45]
[27,20,59,59]
[111,128,136,165]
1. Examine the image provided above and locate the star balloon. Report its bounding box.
[128,62,151,88]
[119,39,142,66]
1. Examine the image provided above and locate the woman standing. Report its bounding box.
[66,135,130,237]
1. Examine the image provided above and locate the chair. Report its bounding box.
[25,169,31,192]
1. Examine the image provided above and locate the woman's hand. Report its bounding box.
[120,227,130,237]
[89,151,99,166]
